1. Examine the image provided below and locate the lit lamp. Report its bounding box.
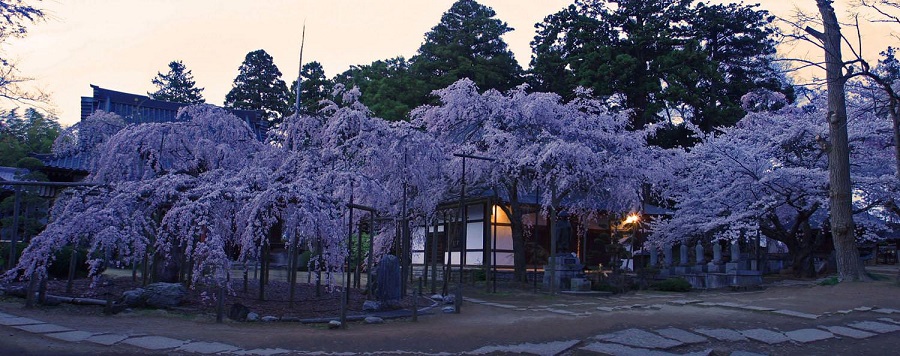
[622,213,640,270]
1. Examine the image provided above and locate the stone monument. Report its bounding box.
[373,254,401,309]
[543,211,585,290]
[707,242,725,273]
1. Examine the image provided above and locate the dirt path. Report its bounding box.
[1,275,899,355]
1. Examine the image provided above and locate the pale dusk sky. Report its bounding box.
[4,0,898,126]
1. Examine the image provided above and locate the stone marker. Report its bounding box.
[650,247,658,267]
[142,283,188,309]
[695,243,705,264]
[712,243,722,264]
[362,300,380,311]
[664,245,673,267]
[730,241,740,262]
[374,255,402,308]
[228,303,250,321]
[680,244,689,266]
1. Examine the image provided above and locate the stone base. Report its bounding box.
[728,269,762,288]
[706,263,725,273]
[569,277,591,292]
[726,261,749,272]
[543,254,585,290]
[693,265,707,273]
[673,266,691,275]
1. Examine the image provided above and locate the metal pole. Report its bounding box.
[368,213,375,292]
[549,188,557,295]
[431,218,438,294]
[8,187,21,270]
[401,180,409,297]
[492,202,498,293]
[533,185,539,293]
[341,192,353,329]
[456,156,465,314]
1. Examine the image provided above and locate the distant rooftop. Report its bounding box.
[81,85,268,140]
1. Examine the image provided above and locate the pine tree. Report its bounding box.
[531,0,788,137]
[148,60,205,104]
[225,49,290,124]
[411,0,523,98]
[288,61,333,114]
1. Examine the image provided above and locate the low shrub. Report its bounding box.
[651,277,692,292]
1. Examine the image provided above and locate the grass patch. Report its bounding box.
[818,276,840,286]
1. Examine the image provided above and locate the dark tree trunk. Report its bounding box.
[506,180,528,283]
[815,0,867,281]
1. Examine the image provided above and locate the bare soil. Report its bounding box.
[2,274,430,320]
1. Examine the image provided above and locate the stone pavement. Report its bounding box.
[463,294,900,355]
[1,300,899,355]
[2,268,899,355]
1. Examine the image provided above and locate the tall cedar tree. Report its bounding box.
[148,60,205,104]
[813,0,866,281]
[289,61,333,114]
[411,0,523,103]
[225,49,290,124]
[333,57,426,121]
[531,0,789,142]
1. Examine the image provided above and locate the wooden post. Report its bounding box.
[258,244,267,301]
[25,272,36,308]
[66,247,77,293]
[216,285,225,323]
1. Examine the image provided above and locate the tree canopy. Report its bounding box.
[225,49,291,125]
[411,0,523,96]
[0,108,59,166]
[649,93,894,276]
[148,60,205,104]
[289,61,333,115]
[530,0,790,140]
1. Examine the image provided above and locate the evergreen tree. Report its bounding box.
[411,0,523,100]
[148,60,205,104]
[225,49,291,124]
[288,61,333,114]
[531,0,790,138]
[0,108,59,166]
[333,57,426,121]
